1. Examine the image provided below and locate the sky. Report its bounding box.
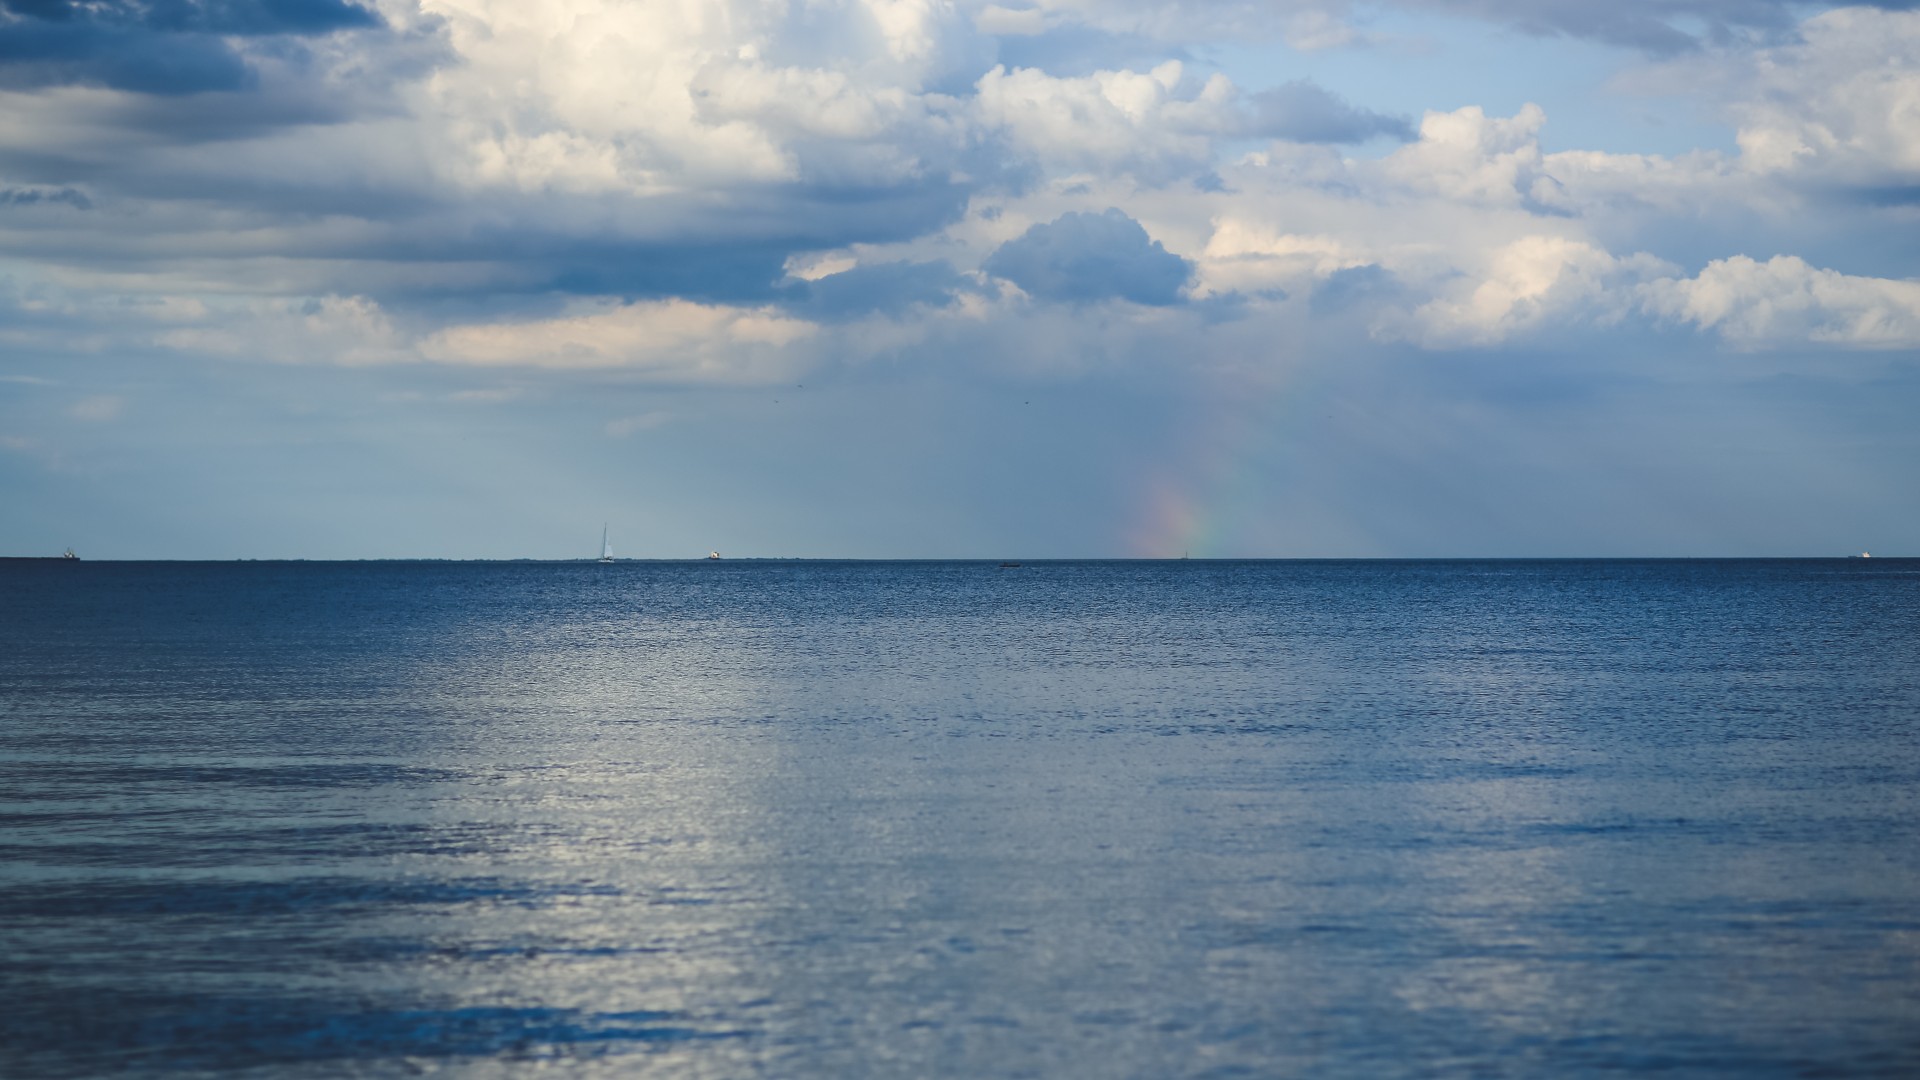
[1,0,1917,559]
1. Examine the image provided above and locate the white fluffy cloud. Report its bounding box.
[1402,236,1667,347]
[975,61,1229,182]
[1644,255,1920,349]
[974,61,1407,183]
[1731,9,1920,191]
[1621,7,1920,196]
[1378,105,1559,208]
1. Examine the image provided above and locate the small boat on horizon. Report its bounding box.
[61,547,78,560]
[707,551,721,560]
[599,525,614,563]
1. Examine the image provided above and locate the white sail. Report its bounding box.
[600,525,613,562]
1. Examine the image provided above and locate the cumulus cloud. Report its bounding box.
[1378,104,1563,209]
[973,60,1223,182]
[1197,221,1368,298]
[975,61,1407,182]
[1608,8,1920,205]
[1403,235,1672,346]
[1644,254,1920,349]
[1726,9,1920,196]
[984,208,1192,305]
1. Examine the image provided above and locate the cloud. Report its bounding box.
[1400,0,1791,53]
[1245,80,1413,143]
[0,22,253,94]
[0,0,381,35]
[1310,264,1408,315]
[0,184,89,208]
[983,208,1192,305]
[0,0,1912,392]
[975,61,1407,183]
[1403,235,1672,346]
[0,0,991,309]
[1602,9,1920,205]
[148,294,407,364]
[0,0,383,95]
[1643,254,1920,349]
[1378,104,1561,209]
[792,259,971,321]
[969,0,1914,57]
[974,61,1226,182]
[420,298,817,380]
[1195,221,1368,299]
[986,1,1347,48]
[1726,9,1920,194]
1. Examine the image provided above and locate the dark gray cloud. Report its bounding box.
[1854,184,1920,208]
[984,209,1192,306]
[0,0,380,94]
[0,184,90,208]
[428,181,976,305]
[0,21,252,92]
[791,261,971,322]
[0,110,975,304]
[0,0,378,36]
[541,244,795,305]
[1246,81,1413,144]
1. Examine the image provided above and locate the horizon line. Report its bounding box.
[1,554,1904,563]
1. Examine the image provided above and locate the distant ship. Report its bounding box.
[61,547,78,560]
[707,551,721,560]
[1850,552,1872,559]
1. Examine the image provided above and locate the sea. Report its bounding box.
[2,558,1917,1078]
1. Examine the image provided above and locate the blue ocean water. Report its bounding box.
[2,558,1918,1077]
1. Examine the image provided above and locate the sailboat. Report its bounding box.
[599,525,614,563]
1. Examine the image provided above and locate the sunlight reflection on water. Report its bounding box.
[2,559,1918,1076]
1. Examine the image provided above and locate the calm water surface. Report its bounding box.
[2,559,1918,1077]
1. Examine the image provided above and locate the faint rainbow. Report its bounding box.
[1121,365,1311,558]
